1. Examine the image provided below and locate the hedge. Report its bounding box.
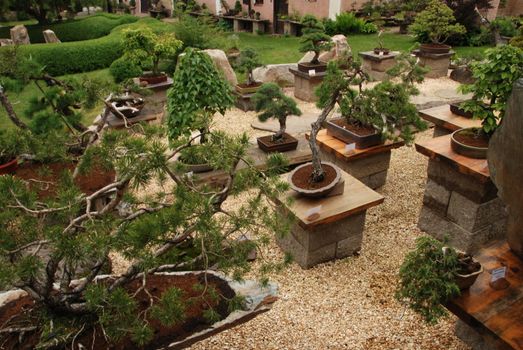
[5,18,174,76]
[0,13,138,44]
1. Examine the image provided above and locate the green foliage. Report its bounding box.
[109,57,143,83]
[166,48,234,141]
[0,129,26,163]
[409,0,466,44]
[122,27,182,76]
[234,0,243,14]
[150,287,186,326]
[491,17,519,37]
[459,45,523,135]
[299,15,333,64]
[396,236,461,325]
[173,15,231,51]
[324,12,378,36]
[251,83,302,140]
[234,48,263,85]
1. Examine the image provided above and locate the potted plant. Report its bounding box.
[252,83,302,153]
[122,27,182,86]
[298,15,334,73]
[255,12,261,20]
[408,0,466,55]
[373,29,390,55]
[396,236,483,325]
[167,48,235,173]
[453,45,523,159]
[319,55,428,149]
[233,0,242,15]
[0,129,24,175]
[234,48,264,94]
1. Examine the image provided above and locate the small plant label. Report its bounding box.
[305,205,322,221]
[308,69,316,76]
[185,171,194,179]
[491,266,506,282]
[345,143,356,154]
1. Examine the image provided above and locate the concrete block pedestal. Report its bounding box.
[413,50,454,78]
[274,170,384,269]
[358,51,400,81]
[234,92,254,111]
[289,68,326,102]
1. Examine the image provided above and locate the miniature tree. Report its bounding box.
[234,0,242,15]
[252,83,302,141]
[235,48,263,86]
[408,0,466,45]
[122,27,182,78]
[299,15,334,65]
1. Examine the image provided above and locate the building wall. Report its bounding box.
[501,0,523,16]
[288,0,330,19]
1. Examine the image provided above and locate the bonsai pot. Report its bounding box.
[455,263,483,290]
[419,43,452,55]
[373,47,390,55]
[177,159,214,173]
[325,117,383,149]
[139,72,168,85]
[257,133,298,153]
[450,127,489,159]
[0,158,18,175]
[112,98,145,119]
[287,161,342,198]
[235,81,263,94]
[449,102,473,119]
[297,62,327,73]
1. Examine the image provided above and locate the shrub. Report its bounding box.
[327,12,378,36]
[409,0,466,44]
[109,57,142,82]
[173,15,229,50]
[491,17,518,37]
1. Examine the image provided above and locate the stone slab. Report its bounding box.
[290,68,326,102]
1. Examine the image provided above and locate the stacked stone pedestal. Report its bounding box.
[234,92,254,111]
[277,211,366,269]
[414,50,454,78]
[359,51,399,81]
[418,160,507,254]
[290,68,326,102]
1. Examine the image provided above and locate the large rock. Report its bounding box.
[252,63,297,87]
[488,79,523,258]
[298,34,351,64]
[450,66,474,84]
[202,49,237,86]
[10,25,30,45]
[0,39,13,46]
[43,29,61,43]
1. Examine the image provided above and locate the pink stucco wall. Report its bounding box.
[288,0,329,19]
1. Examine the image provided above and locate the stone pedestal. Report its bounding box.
[233,18,241,32]
[234,92,254,111]
[252,21,266,34]
[274,170,384,269]
[416,136,507,254]
[414,50,454,78]
[283,20,300,36]
[289,68,326,102]
[358,51,400,81]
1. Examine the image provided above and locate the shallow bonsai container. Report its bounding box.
[450,127,488,159]
[178,160,214,173]
[257,133,298,153]
[297,62,327,73]
[287,161,342,198]
[420,43,452,55]
[450,102,473,119]
[139,72,168,85]
[325,118,383,149]
[0,158,18,175]
[235,82,262,94]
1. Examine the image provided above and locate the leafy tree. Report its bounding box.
[234,48,263,86]
[251,83,302,141]
[166,48,234,142]
[409,0,466,45]
[459,45,523,135]
[7,0,80,24]
[122,27,183,77]
[299,15,334,65]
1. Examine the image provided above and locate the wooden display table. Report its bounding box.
[306,129,404,189]
[358,51,400,81]
[275,170,384,268]
[289,68,327,102]
[447,241,523,350]
[419,104,482,137]
[415,135,507,254]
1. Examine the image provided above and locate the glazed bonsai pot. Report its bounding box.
[0,158,18,175]
[297,62,327,73]
[139,72,168,85]
[449,102,473,119]
[455,263,483,290]
[325,117,383,149]
[450,127,489,159]
[419,43,452,55]
[235,82,263,94]
[287,161,342,198]
[257,133,298,153]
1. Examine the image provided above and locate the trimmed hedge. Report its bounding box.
[4,18,174,76]
[0,13,138,44]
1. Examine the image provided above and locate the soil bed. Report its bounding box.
[291,163,337,190]
[0,273,235,350]
[453,129,489,148]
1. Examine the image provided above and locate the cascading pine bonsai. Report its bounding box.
[299,15,334,66]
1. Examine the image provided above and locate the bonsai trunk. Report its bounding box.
[152,57,161,77]
[0,87,28,130]
[273,116,286,141]
[311,50,320,65]
[247,70,254,86]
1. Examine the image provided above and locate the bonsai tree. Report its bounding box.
[459,45,523,136]
[234,0,242,15]
[234,48,263,86]
[122,27,182,78]
[408,0,466,46]
[299,15,334,65]
[0,129,26,169]
[252,83,302,141]
[395,236,462,325]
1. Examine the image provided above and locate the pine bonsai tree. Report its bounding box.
[299,15,334,65]
[252,83,302,141]
[235,48,263,86]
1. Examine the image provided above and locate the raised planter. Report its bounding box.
[450,102,473,119]
[139,72,168,85]
[420,43,452,55]
[257,133,298,153]
[297,62,327,73]
[0,158,18,175]
[450,127,489,159]
[325,118,383,149]
[235,82,262,94]
[287,161,342,198]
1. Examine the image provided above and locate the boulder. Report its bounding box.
[43,29,61,43]
[252,63,297,87]
[298,34,351,64]
[202,49,238,86]
[450,66,475,84]
[10,25,30,45]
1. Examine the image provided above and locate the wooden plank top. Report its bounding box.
[419,104,482,132]
[306,129,404,162]
[277,169,384,229]
[415,134,490,183]
[446,241,523,350]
